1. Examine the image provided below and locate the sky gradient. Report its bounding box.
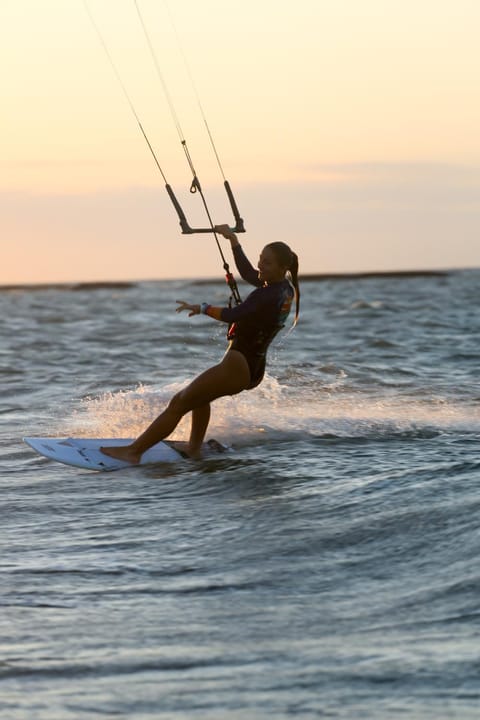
[3,0,479,284]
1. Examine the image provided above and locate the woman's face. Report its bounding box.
[258,247,287,284]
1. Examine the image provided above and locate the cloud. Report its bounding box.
[301,161,480,205]
[238,163,480,272]
[1,162,479,284]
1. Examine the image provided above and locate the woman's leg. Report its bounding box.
[101,350,250,464]
[188,404,211,458]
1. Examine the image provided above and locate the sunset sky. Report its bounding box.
[2,0,479,284]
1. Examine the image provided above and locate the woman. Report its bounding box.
[101,224,299,463]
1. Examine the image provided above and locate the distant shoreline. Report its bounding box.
[298,269,449,282]
[0,268,468,293]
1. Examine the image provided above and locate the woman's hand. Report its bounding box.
[176,300,200,317]
[215,224,239,246]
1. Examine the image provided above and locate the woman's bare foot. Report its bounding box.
[187,444,202,460]
[100,445,142,465]
[169,441,202,460]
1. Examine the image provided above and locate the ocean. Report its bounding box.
[1,269,479,719]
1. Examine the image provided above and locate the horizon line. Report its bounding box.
[2,267,477,293]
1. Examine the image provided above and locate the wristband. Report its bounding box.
[200,302,211,315]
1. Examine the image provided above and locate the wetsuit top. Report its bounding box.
[219,245,294,388]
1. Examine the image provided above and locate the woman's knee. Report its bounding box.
[169,387,205,416]
[167,391,188,416]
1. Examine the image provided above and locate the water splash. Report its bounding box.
[63,374,480,444]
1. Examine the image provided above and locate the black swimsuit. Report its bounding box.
[220,246,294,390]
[228,336,268,390]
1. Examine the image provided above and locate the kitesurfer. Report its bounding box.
[101,225,299,462]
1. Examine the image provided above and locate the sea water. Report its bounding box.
[1,270,479,719]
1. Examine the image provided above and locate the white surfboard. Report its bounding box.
[24,437,230,472]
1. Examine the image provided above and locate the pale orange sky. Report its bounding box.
[2,0,479,283]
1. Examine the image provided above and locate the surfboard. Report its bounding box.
[23,437,230,472]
